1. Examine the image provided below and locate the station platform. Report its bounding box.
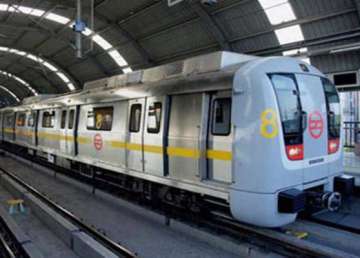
[344,152,360,186]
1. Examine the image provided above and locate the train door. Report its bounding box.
[28,111,37,146]
[207,91,233,183]
[168,93,206,181]
[296,74,328,182]
[143,96,169,176]
[127,98,146,172]
[59,109,67,154]
[66,108,76,156]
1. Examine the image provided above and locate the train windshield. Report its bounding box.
[269,74,302,145]
[322,78,341,139]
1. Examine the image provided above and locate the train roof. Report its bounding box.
[0,51,323,112]
[1,51,257,111]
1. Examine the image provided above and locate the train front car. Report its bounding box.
[230,57,354,227]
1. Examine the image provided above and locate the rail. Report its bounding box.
[0,216,27,258]
[0,166,137,258]
[343,121,360,148]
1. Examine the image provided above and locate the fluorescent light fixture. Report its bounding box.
[275,25,304,45]
[283,47,308,56]
[0,70,38,95]
[0,4,132,71]
[108,50,128,67]
[56,72,70,83]
[42,61,58,72]
[0,4,8,11]
[45,13,70,25]
[92,34,112,50]
[0,47,75,91]
[67,83,75,91]
[82,28,94,36]
[9,49,26,56]
[0,85,20,102]
[26,54,42,62]
[9,5,44,17]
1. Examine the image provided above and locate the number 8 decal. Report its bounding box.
[260,109,279,139]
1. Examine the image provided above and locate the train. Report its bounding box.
[0,51,354,227]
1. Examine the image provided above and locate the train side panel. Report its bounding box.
[77,101,128,168]
[37,109,61,153]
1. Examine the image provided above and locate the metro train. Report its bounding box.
[0,52,354,227]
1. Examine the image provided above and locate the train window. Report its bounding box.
[129,104,142,133]
[269,74,302,145]
[87,107,113,131]
[42,111,56,128]
[5,115,14,127]
[322,78,340,139]
[28,112,36,127]
[212,98,231,136]
[61,110,67,129]
[147,102,162,134]
[16,113,26,127]
[68,110,75,129]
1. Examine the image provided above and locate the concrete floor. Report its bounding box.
[0,183,78,258]
[0,155,265,258]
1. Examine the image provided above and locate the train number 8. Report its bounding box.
[260,109,279,139]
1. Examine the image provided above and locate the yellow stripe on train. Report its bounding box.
[10,131,232,161]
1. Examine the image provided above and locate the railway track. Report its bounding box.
[306,213,360,235]
[0,216,28,258]
[1,150,359,258]
[0,164,137,258]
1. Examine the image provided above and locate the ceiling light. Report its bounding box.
[42,61,58,72]
[108,50,128,67]
[45,13,70,25]
[0,86,20,102]
[92,34,112,50]
[57,72,70,83]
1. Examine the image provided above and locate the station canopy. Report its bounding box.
[0,0,359,105]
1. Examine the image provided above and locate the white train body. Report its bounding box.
[0,52,349,227]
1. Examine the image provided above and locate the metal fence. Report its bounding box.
[343,121,360,148]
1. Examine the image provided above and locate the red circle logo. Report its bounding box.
[309,111,324,139]
[94,133,103,151]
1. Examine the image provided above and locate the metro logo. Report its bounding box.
[309,111,324,139]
